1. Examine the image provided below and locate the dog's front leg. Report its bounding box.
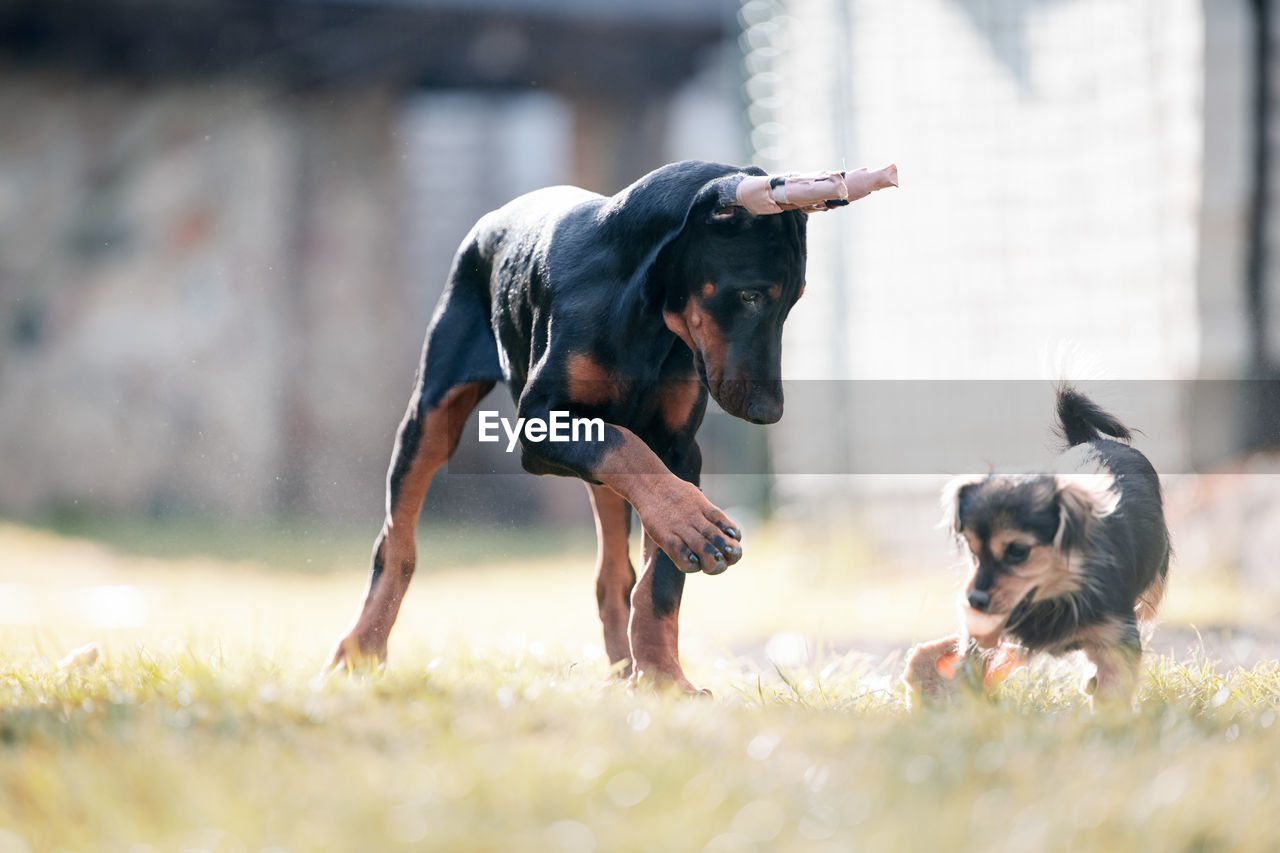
[903,635,964,706]
[517,408,738,691]
[592,435,742,579]
[514,405,742,576]
[627,531,706,694]
[1080,618,1143,709]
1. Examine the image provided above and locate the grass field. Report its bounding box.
[2,518,1279,852]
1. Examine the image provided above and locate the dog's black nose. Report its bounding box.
[967,590,991,612]
[745,401,782,424]
[745,389,783,424]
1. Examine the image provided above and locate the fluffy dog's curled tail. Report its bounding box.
[1055,384,1132,447]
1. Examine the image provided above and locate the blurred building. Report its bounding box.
[0,0,744,525]
[741,0,1280,545]
[8,0,1280,555]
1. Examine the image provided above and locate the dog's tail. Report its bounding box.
[1055,384,1132,447]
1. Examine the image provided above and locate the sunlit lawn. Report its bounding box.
[2,518,1280,852]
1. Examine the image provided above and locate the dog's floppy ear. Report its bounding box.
[940,474,987,537]
[1052,473,1119,551]
[598,160,766,305]
[600,160,895,310]
[708,199,755,224]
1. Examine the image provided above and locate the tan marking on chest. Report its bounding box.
[566,353,618,406]
[660,379,703,432]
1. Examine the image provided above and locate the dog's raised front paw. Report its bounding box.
[639,482,742,574]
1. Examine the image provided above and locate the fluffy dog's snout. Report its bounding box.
[967,589,991,612]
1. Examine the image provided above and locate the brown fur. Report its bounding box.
[628,533,709,694]
[664,301,728,395]
[566,353,618,407]
[586,425,738,688]
[960,523,1081,641]
[591,426,736,569]
[659,379,703,433]
[1135,572,1166,624]
[662,307,695,350]
[587,483,635,675]
[331,380,494,668]
[968,527,1083,607]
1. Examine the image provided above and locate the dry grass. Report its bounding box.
[1,519,1279,852]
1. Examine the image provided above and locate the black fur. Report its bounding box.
[953,386,1170,658]
[956,476,1060,546]
[1055,385,1133,446]
[336,161,818,677]
[440,161,809,477]
[421,161,806,636]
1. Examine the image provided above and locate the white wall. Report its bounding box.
[742,0,1209,545]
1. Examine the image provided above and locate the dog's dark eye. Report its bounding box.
[739,290,763,309]
[1003,543,1030,565]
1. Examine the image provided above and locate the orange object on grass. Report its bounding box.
[935,649,961,679]
[934,645,1026,690]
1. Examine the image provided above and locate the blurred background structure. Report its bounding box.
[0,0,745,526]
[741,0,1280,578]
[1,1,1279,584]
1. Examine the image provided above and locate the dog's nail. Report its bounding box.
[686,554,700,570]
[723,526,740,540]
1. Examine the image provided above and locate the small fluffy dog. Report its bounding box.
[905,385,1170,706]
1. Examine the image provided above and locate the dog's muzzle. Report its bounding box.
[745,382,783,424]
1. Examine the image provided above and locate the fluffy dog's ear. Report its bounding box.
[940,474,986,537]
[1052,474,1119,551]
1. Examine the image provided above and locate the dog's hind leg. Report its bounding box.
[329,237,503,670]
[587,483,637,677]
[330,378,494,670]
[1135,555,1169,624]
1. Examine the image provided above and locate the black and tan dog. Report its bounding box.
[905,385,1170,706]
[329,160,897,691]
